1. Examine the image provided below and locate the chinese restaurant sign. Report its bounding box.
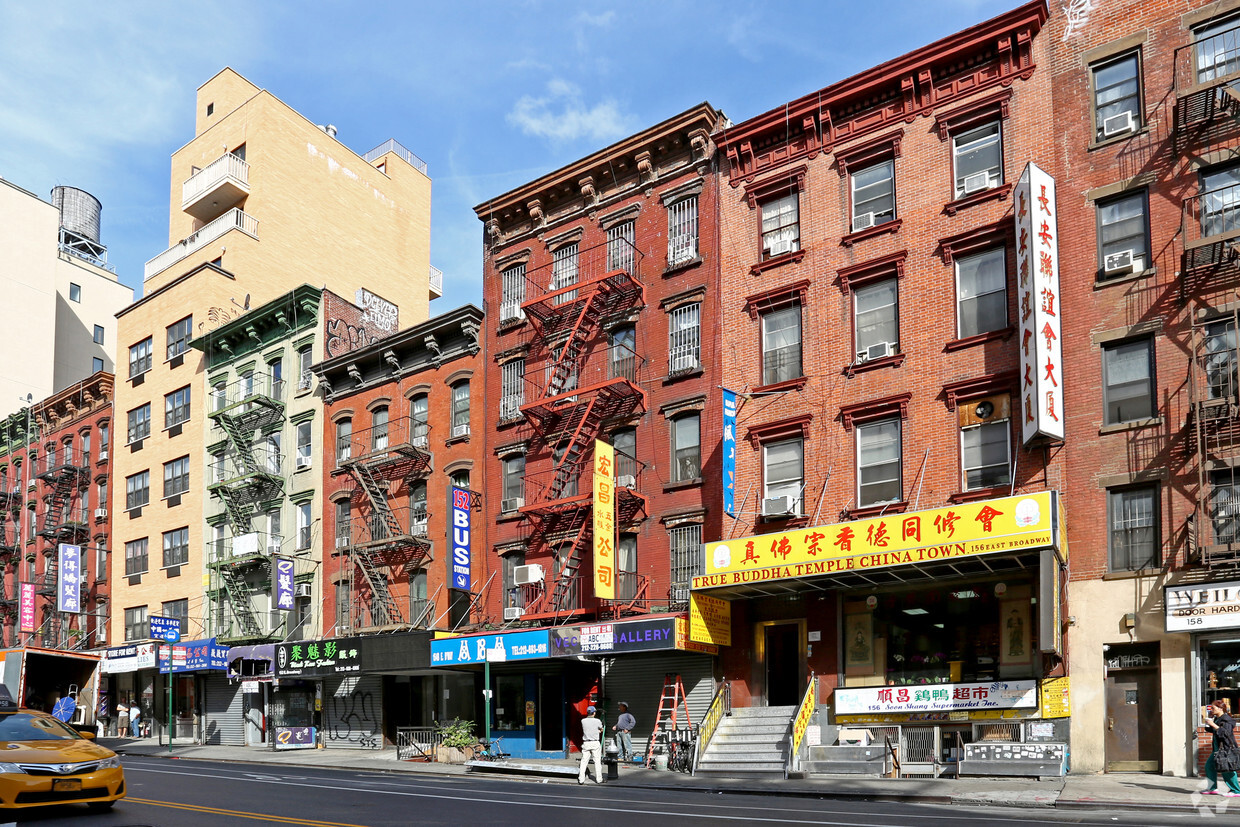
[593,440,615,600]
[1014,162,1064,445]
[275,638,363,678]
[693,492,1058,589]
[834,680,1039,715]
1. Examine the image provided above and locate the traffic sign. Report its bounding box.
[149,615,182,643]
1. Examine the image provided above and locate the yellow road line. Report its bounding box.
[126,796,370,827]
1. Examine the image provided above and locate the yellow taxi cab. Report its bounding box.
[0,686,124,811]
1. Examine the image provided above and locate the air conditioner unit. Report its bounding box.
[865,341,893,361]
[295,455,312,470]
[670,354,700,374]
[335,535,350,549]
[410,434,429,449]
[853,212,876,231]
[1103,249,1135,275]
[1102,110,1135,137]
[513,564,544,586]
[672,586,690,605]
[615,474,636,489]
[500,303,525,323]
[411,519,428,536]
[453,424,470,438]
[94,508,107,519]
[761,496,797,518]
[98,450,108,462]
[503,607,524,621]
[962,171,991,195]
[501,497,524,512]
[768,238,792,257]
[294,583,313,598]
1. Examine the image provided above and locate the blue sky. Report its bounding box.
[0,0,1017,315]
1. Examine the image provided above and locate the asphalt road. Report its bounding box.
[5,756,1240,826]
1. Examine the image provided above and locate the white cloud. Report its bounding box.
[575,10,616,27]
[506,80,634,143]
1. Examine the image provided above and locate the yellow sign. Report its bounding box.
[674,617,718,655]
[592,440,615,600]
[1041,677,1070,718]
[689,593,732,646]
[693,492,1058,590]
[791,676,816,756]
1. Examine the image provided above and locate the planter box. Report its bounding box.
[436,745,473,764]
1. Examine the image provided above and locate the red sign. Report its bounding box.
[18,583,35,633]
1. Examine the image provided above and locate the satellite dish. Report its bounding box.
[52,696,76,723]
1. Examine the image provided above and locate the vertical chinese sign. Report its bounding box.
[593,440,615,600]
[722,389,737,517]
[56,543,81,614]
[450,486,472,591]
[18,582,35,633]
[1014,162,1064,445]
[274,556,295,611]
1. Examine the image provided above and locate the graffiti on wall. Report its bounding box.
[356,288,398,335]
[327,677,380,749]
[1061,0,1096,42]
[324,318,381,359]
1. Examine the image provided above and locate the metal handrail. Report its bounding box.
[362,139,428,176]
[786,671,817,778]
[396,726,441,760]
[691,679,731,776]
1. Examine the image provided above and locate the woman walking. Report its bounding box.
[1202,700,1240,796]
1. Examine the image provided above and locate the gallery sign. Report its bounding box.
[1014,162,1064,445]
[550,618,679,657]
[1166,580,1240,632]
[834,680,1039,716]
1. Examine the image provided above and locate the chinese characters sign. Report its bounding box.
[274,556,295,612]
[450,486,472,591]
[56,543,81,614]
[1014,162,1064,445]
[593,440,615,600]
[722,389,737,516]
[18,583,35,633]
[834,680,1039,715]
[693,492,1058,589]
[430,630,550,665]
[275,637,364,678]
[159,638,228,673]
[689,592,732,646]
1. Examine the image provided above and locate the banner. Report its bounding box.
[593,440,615,600]
[56,543,81,614]
[689,592,732,646]
[834,680,1039,715]
[274,556,295,611]
[430,630,550,665]
[18,583,35,633]
[722,389,737,516]
[1166,579,1240,632]
[450,486,472,591]
[1014,162,1064,444]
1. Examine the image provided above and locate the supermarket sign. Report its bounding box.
[834,680,1039,715]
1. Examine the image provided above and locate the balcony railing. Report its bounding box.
[429,265,443,298]
[208,530,283,564]
[522,350,646,407]
[145,208,258,281]
[515,571,583,616]
[362,139,428,176]
[1177,24,1240,97]
[211,443,284,485]
[37,447,90,478]
[182,152,250,219]
[338,416,429,465]
[521,456,646,513]
[337,505,424,548]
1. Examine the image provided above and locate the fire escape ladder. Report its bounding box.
[217,414,260,476]
[219,565,264,637]
[548,399,602,501]
[550,519,592,613]
[349,461,403,539]
[353,547,404,626]
[38,555,58,596]
[341,459,405,627]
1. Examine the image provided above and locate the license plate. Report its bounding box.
[51,779,81,792]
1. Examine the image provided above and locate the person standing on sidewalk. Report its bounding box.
[578,706,604,785]
[116,699,129,738]
[612,702,635,763]
[1202,700,1240,796]
[129,701,142,738]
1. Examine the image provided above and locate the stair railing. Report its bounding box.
[691,679,731,776]
[786,671,817,778]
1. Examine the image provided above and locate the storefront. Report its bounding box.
[100,642,156,736]
[691,491,1070,775]
[224,644,275,747]
[158,637,229,744]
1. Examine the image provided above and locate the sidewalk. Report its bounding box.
[101,737,1236,815]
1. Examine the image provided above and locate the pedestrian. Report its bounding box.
[1202,700,1240,796]
[612,701,636,762]
[116,699,129,737]
[578,705,604,785]
[130,701,143,738]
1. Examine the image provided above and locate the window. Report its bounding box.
[1201,164,1240,239]
[69,283,81,303]
[761,305,802,385]
[1103,338,1155,424]
[124,538,148,576]
[297,502,312,549]
[668,524,702,608]
[336,418,353,464]
[854,279,898,362]
[1213,470,1240,545]
[761,192,800,259]
[261,510,279,553]
[552,243,579,303]
[123,606,148,641]
[501,455,525,510]
[92,357,104,373]
[410,394,429,444]
[264,433,282,474]
[1204,318,1239,401]
[669,304,701,376]
[607,220,635,274]
[500,264,526,323]
[161,598,189,629]
[763,438,804,517]
[617,534,638,600]
[93,325,105,345]
[372,406,389,450]
[451,381,470,436]
[165,386,191,428]
[956,249,1007,338]
[961,419,1011,491]
[1109,485,1158,570]
[129,337,152,378]
[450,469,471,490]
[269,357,284,397]
[163,456,190,498]
[1097,190,1150,276]
[127,404,150,443]
[99,422,108,453]
[410,480,429,527]
[613,427,637,487]
[671,413,701,482]
[336,581,352,633]
[162,527,189,568]
[668,197,699,266]
[610,326,636,381]
[1195,15,1240,84]
[335,500,352,548]
[125,470,150,510]
[857,418,902,506]
[97,480,107,515]
[1092,53,1142,140]
[298,346,313,391]
[500,359,524,421]
[296,421,312,468]
[166,315,192,360]
[851,160,895,231]
[952,122,1002,198]
[503,552,526,610]
[210,451,225,484]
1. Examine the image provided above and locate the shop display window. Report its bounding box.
[494,676,525,731]
[843,580,1036,686]
[1202,639,1240,713]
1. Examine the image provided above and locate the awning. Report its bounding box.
[227,644,275,679]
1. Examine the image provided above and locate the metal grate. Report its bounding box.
[668,197,698,266]
[973,722,1021,742]
[501,263,526,323]
[552,244,579,303]
[500,360,524,421]
[669,524,702,608]
[668,304,701,376]
[607,221,635,273]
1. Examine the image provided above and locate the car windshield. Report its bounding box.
[0,714,82,741]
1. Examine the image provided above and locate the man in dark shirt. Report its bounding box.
[612,701,636,762]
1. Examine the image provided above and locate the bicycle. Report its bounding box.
[472,736,510,761]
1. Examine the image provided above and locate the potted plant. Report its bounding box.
[434,718,476,764]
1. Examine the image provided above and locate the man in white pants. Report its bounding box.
[578,705,604,785]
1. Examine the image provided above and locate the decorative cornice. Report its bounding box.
[744,165,808,208]
[943,372,1018,410]
[745,413,813,449]
[933,88,1013,140]
[939,219,1012,264]
[744,279,811,320]
[837,250,907,295]
[839,392,912,430]
[835,129,903,177]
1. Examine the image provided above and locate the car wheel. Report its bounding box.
[87,801,116,812]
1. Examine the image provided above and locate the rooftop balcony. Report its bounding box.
[145,207,258,281]
[182,152,250,222]
[429,265,443,299]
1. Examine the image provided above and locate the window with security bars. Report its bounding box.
[1109,485,1158,571]
[166,315,193,360]
[607,221,635,273]
[668,197,699,267]
[1213,471,1240,546]
[1195,15,1240,84]
[500,360,524,421]
[669,524,702,608]
[163,456,190,498]
[165,386,191,428]
[668,304,701,376]
[162,528,189,568]
[129,337,152,378]
[500,264,526,324]
[124,539,148,577]
[761,192,799,259]
[552,243,578,303]
[336,581,352,633]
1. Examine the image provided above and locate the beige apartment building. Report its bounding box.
[109,67,436,648]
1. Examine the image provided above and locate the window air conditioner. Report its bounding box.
[853,212,876,231]
[961,171,991,195]
[672,586,690,605]
[866,342,893,361]
[453,424,470,438]
[295,455,312,470]
[410,434,429,449]
[294,583,313,598]
[94,508,107,519]
[761,496,797,518]
[513,564,544,586]
[503,607,524,621]
[1103,249,1135,275]
[411,519,428,537]
[1102,110,1135,138]
[335,535,351,549]
[98,450,108,462]
[501,497,524,513]
[670,354,700,374]
[500,303,525,323]
[768,238,792,257]
[615,474,636,489]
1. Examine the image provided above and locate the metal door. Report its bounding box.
[1105,670,1161,772]
[244,685,265,746]
[764,623,801,707]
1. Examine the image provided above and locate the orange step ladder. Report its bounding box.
[644,673,691,768]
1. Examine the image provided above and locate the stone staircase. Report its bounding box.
[694,705,794,778]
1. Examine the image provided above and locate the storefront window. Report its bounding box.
[494,675,525,732]
[1203,638,1240,714]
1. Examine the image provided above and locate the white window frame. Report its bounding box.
[501,455,525,508]
[671,412,701,482]
[668,303,701,376]
[761,192,800,259]
[297,502,312,549]
[856,418,902,507]
[668,197,699,266]
[452,381,470,431]
[952,121,1003,198]
[500,264,526,323]
[552,243,579,303]
[607,220,635,274]
[761,304,802,385]
[763,437,804,516]
[854,279,898,361]
[500,360,525,421]
[960,419,1011,492]
[955,248,1007,339]
[851,159,895,231]
[296,421,312,467]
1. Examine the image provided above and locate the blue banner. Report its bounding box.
[430,630,550,665]
[56,543,81,614]
[149,615,182,643]
[274,556,295,611]
[722,389,738,516]
[160,637,228,673]
[450,486,472,591]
